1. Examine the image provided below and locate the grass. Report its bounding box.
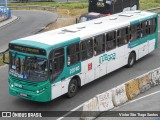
[140,0,160,10]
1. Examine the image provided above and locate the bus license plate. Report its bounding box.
[20,93,27,97]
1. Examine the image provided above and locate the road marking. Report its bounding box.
[114,90,160,110]
[57,103,84,120]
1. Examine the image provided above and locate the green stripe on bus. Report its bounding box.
[130,14,158,25]
[130,20,139,25]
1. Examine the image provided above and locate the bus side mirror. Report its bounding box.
[2,49,9,64]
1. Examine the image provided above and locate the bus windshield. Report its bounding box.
[9,54,48,82]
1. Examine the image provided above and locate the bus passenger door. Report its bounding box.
[50,48,65,99]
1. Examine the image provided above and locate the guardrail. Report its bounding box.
[8,5,57,12]
[0,49,8,56]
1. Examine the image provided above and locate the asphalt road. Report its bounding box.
[0,13,160,120]
[0,10,58,51]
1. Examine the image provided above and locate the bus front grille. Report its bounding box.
[9,75,38,87]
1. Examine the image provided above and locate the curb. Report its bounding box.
[0,15,19,29]
[34,17,58,34]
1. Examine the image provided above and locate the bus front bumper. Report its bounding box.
[9,84,51,102]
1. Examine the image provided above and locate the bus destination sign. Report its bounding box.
[9,44,46,55]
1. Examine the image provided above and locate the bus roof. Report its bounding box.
[11,10,157,52]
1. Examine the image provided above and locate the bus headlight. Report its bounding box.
[36,87,46,94]
[36,90,40,94]
[11,84,14,88]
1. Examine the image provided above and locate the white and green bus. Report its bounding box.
[4,10,158,102]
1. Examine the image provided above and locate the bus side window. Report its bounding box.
[86,39,93,58]
[106,31,116,51]
[50,48,64,82]
[94,34,105,56]
[136,23,141,39]
[141,20,148,38]
[117,27,129,47]
[80,41,87,61]
[67,42,80,66]
[151,18,157,34]
[148,18,157,35]
[80,38,93,61]
[148,19,152,34]
[130,23,140,41]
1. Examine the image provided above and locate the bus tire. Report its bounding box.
[67,79,78,98]
[127,52,136,68]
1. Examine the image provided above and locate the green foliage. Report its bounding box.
[140,0,160,10]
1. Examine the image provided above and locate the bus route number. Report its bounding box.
[70,66,80,74]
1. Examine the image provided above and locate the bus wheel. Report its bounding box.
[127,52,136,68]
[67,79,78,98]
